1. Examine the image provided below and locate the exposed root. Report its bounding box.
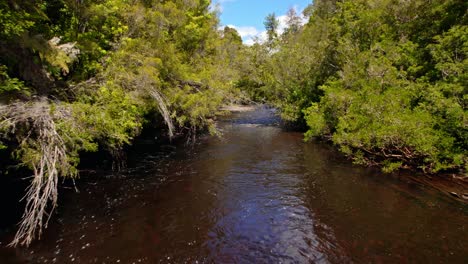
[111,148,127,172]
[0,99,73,247]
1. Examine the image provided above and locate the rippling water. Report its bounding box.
[1,106,467,263]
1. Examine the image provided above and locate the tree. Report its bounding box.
[242,0,467,174]
[223,26,242,45]
[284,8,302,35]
[264,13,279,47]
[0,0,245,247]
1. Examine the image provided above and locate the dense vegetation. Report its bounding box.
[0,0,245,246]
[240,0,467,174]
[0,0,466,247]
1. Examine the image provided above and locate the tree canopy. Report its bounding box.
[0,0,246,246]
[239,0,467,174]
[0,0,466,247]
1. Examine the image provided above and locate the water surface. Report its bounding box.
[1,106,467,263]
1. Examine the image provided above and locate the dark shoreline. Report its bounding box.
[0,105,466,246]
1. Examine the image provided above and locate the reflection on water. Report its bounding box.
[0,106,467,263]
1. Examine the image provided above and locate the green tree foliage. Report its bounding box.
[1,0,242,176]
[243,0,467,174]
[223,26,242,45]
[0,0,246,246]
[1,0,466,247]
[0,65,28,96]
[264,13,279,48]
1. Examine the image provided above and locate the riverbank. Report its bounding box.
[1,106,466,263]
[226,105,468,203]
[0,104,466,255]
[220,104,258,112]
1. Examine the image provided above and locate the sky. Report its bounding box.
[213,0,313,45]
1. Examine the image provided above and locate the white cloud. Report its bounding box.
[222,6,308,46]
[224,25,267,46]
[277,15,288,35]
[258,31,268,43]
[226,25,258,38]
[277,7,309,35]
[244,38,256,46]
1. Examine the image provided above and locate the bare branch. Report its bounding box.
[0,99,73,247]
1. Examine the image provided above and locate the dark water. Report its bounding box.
[1,107,467,263]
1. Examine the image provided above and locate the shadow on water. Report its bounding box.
[0,106,467,263]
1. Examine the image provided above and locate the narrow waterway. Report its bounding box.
[1,106,467,263]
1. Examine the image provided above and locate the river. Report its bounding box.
[0,106,467,263]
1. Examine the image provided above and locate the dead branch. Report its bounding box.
[0,99,74,247]
[177,80,213,93]
[148,88,174,139]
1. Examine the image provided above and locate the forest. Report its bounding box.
[0,0,466,248]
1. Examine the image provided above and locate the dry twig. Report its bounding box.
[148,88,174,139]
[0,99,73,247]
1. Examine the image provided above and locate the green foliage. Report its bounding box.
[303,103,327,140]
[0,0,466,247]
[0,0,243,180]
[223,26,242,45]
[382,161,403,173]
[2,0,464,180]
[242,0,467,174]
[72,84,144,152]
[306,0,467,173]
[0,65,27,94]
[0,0,41,39]
[264,13,279,47]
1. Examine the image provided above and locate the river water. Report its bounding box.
[1,106,467,263]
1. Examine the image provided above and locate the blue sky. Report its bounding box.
[213,0,313,44]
